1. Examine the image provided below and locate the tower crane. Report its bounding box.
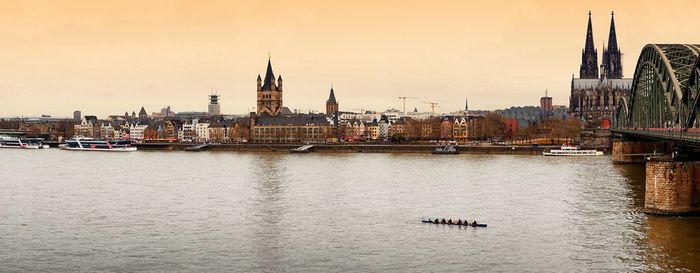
[420,101,440,116]
[398,96,418,115]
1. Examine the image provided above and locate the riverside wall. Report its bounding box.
[580,128,612,147]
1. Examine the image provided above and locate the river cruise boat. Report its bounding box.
[0,137,49,149]
[543,145,603,156]
[59,137,137,152]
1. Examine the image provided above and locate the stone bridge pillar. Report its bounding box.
[645,160,700,215]
[612,141,672,164]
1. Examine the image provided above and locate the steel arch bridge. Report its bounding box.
[613,44,700,146]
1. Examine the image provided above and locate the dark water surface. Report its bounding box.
[1,149,698,272]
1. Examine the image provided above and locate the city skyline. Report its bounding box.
[1,0,699,117]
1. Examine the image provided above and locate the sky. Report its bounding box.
[1,0,699,117]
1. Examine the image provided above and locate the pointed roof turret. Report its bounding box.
[327,87,337,104]
[278,75,283,82]
[607,11,618,52]
[257,74,262,81]
[261,59,277,91]
[264,60,274,81]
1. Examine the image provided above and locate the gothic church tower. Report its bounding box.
[326,87,338,116]
[257,58,284,116]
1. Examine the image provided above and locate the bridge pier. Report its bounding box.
[612,140,672,164]
[645,159,700,215]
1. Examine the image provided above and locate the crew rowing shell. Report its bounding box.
[421,219,487,227]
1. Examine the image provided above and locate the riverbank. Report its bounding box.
[127,142,612,155]
[42,141,612,154]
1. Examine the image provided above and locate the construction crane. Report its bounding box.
[420,101,440,115]
[398,96,418,115]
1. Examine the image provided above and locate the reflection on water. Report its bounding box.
[250,155,287,272]
[615,163,700,273]
[0,150,699,272]
[643,216,700,272]
[614,164,647,209]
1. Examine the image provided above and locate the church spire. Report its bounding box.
[601,11,623,79]
[326,85,339,116]
[584,11,595,54]
[327,87,337,104]
[607,11,619,53]
[579,11,599,79]
[264,59,275,83]
[261,59,277,91]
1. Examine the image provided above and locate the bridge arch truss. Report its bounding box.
[616,44,700,129]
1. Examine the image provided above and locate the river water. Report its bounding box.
[1,149,699,272]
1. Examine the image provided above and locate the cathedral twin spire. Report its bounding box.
[580,11,622,79]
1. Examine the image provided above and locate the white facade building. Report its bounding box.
[195,122,210,142]
[99,123,114,140]
[129,123,149,141]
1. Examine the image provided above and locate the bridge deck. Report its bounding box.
[612,129,700,148]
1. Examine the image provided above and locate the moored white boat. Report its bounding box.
[543,145,603,156]
[59,137,137,152]
[0,137,49,149]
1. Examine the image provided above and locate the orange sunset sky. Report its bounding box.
[1,0,699,117]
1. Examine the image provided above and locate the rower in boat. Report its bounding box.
[434,218,439,224]
[448,219,453,224]
[472,220,477,226]
[441,218,446,224]
[457,219,462,225]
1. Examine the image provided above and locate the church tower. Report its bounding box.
[326,87,338,116]
[601,12,623,79]
[256,58,284,116]
[580,11,599,79]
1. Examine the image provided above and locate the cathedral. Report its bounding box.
[569,12,632,128]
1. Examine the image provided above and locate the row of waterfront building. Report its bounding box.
[65,110,485,144]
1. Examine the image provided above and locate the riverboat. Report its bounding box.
[59,137,137,152]
[543,145,603,156]
[0,137,49,149]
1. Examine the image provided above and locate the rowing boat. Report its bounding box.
[421,220,487,227]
